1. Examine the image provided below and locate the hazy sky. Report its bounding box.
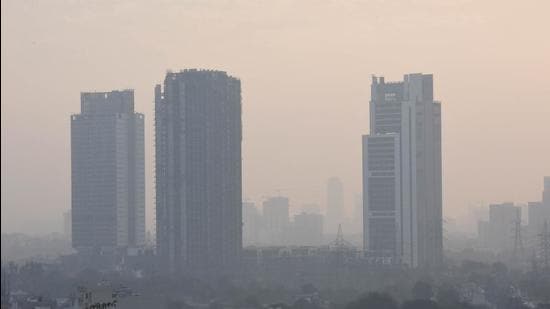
[2,0,549,235]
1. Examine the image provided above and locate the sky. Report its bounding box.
[2,0,549,236]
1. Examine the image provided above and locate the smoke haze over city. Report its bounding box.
[1,1,550,308]
[2,0,549,236]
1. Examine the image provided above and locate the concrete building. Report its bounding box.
[362,74,442,267]
[362,133,402,260]
[528,177,550,237]
[489,203,521,252]
[528,201,545,235]
[243,201,261,246]
[71,90,145,250]
[261,196,290,245]
[292,212,324,246]
[326,177,344,234]
[478,203,522,252]
[155,70,242,273]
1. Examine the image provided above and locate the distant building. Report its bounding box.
[326,177,344,234]
[528,177,550,237]
[302,203,321,214]
[528,201,544,234]
[477,220,491,248]
[478,203,521,252]
[292,212,324,246]
[262,196,290,245]
[71,90,145,251]
[543,176,550,219]
[363,74,443,268]
[243,202,261,246]
[155,70,242,273]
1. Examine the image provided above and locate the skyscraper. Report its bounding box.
[326,177,344,234]
[261,196,290,245]
[362,74,442,267]
[155,69,242,273]
[71,90,145,251]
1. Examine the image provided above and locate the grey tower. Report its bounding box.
[71,90,145,250]
[363,74,442,267]
[155,69,242,273]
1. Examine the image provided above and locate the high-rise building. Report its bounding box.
[243,201,261,246]
[292,212,324,246]
[528,201,545,235]
[71,90,145,250]
[326,177,344,234]
[261,196,290,245]
[155,69,242,273]
[362,74,442,267]
[363,134,402,258]
[488,203,521,252]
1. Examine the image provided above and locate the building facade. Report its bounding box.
[155,69,242,273]
[292,212,324,246]
[243,201,261,246]
[362,74,442,267]
[261,196,290,245]
[71,90,145,250]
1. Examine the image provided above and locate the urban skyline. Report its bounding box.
[2,1,550,307]
[3,1,549,237]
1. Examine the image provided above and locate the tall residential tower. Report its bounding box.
[155,69,242,273]
[71,90,145,251]
[362,74,442,267]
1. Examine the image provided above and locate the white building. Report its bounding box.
[71,90,145,251]
[363,74,442,268]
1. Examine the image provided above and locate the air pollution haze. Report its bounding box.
[2,1,550,307]
[3,0,548,236]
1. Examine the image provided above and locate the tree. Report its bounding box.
[412,281,433,300]
[300,283,318,295]
[346,292,398,309]
[436,283,461,307]
[401,299,439,309]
